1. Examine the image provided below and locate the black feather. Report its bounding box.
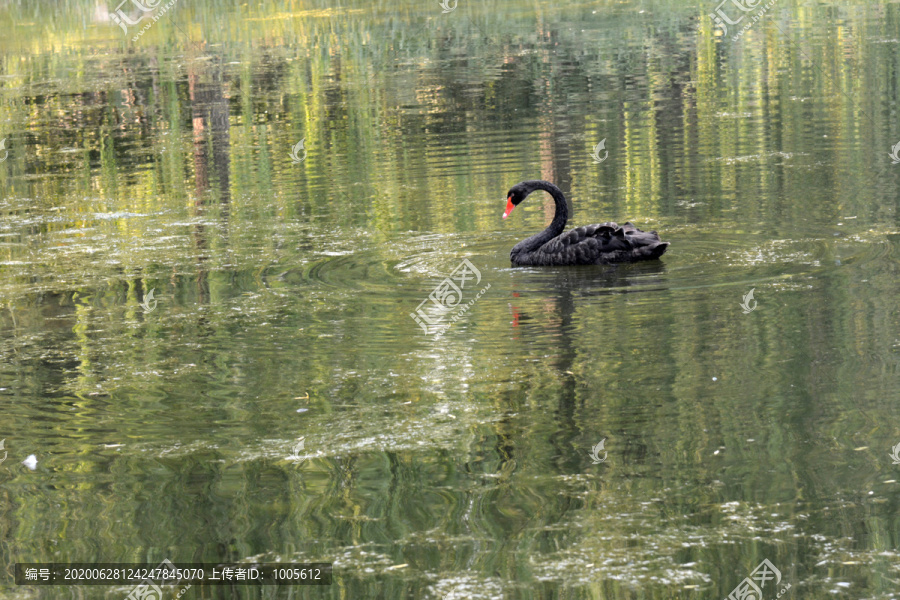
[506,181,669,266]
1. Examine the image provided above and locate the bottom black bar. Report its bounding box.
[15,562,332,585]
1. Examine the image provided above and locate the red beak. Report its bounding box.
[502,197,515,219]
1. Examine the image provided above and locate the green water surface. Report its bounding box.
[1,0,900,598]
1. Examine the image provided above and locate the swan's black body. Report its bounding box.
[503,180,669,266]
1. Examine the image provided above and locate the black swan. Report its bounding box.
[502,180,669,266]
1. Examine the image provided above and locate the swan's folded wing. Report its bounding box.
[621,222,665,247]
[534,222,667,265]
[556,223,632,251]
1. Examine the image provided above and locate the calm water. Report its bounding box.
[1,0,900,598]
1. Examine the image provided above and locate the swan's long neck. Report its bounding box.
[510,181,568,256]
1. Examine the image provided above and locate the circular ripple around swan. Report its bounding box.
[660,228,891,292]
[269,228,891,300]
[294,234,509,293]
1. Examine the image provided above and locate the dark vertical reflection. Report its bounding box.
[189,55,232,305]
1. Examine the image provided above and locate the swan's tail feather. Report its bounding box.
[647,241,669,259]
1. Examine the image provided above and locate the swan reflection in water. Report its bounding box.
[507,262,667,466]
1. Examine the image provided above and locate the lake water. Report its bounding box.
[1,0,900,598]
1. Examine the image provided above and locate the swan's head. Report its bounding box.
[502,182,531,219]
